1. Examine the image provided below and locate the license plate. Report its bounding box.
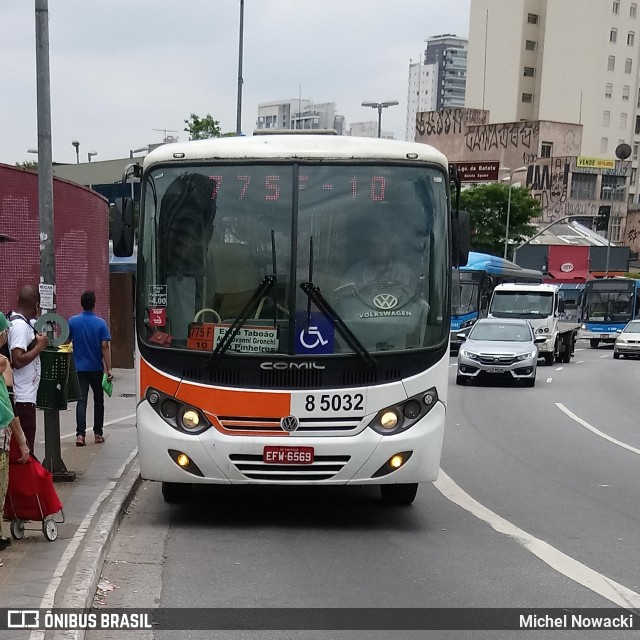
[486,367,506,373]
[263,446,314,465]
[600,334,610,339]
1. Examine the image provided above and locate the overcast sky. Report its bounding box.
[0,0,470,166]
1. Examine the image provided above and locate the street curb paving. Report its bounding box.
[54,453,142,636]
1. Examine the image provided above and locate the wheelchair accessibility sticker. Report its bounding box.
[295,312,334,354]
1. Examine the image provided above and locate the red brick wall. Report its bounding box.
[0,164,110,327]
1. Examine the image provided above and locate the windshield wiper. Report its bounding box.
[299,281,377,369]
[207,275,276,367]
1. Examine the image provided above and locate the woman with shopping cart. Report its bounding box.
[0,312,30,565]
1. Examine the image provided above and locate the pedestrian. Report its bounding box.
[7,286,49,454]
[68,291,113,446]
[0,312,31,562]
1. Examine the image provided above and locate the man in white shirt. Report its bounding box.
[8,285,49,453]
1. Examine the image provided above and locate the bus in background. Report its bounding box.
[557,283,585,323]
[450,252,543,352]
[113,134,469,506]
[580,277,640,348]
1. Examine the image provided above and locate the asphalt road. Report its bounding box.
[87,341,640,639]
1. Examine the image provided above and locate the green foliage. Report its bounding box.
[460,182,541,259]
[184,113,222,140]
[16,160,38,169]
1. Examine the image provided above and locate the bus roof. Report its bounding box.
[142,134,448,167]
[462,252,543,280]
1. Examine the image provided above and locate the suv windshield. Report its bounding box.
[137,163,448,356]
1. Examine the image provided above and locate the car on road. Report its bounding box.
[613,319,640,359]
[456,318,546,387]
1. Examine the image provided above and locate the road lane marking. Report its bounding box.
[556,403,640,456]
[546,378,553,383]
[600,355,609,359]
[555,366,564,371]
[435,469,640,610]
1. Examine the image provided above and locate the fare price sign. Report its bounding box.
[187,324,279,353]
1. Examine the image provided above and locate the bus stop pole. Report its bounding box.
[35,0,75,481]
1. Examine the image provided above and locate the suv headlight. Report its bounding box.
[516,350,537,361]
[460,348,478,360]
[146,387,211,435]
[368,388,439,436]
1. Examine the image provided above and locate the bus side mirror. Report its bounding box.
[558,298,565,313]
[112,198,134,257]
[452,210,470,267]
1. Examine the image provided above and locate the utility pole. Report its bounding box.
[236,0,244,135]
[35,0,74,481]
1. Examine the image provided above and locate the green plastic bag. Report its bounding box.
[102,373,113,398]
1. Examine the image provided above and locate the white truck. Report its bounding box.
[488,283,580,365]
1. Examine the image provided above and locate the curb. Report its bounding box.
[57,454,141,613]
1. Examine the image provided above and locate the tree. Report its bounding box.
[460,182,541,259]
[16,160,37,170]
[184,113,222,140]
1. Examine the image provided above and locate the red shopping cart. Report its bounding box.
[3,435,64,541]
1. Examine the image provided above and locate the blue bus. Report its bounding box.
[450,252,543,350]
[580,277,640,348]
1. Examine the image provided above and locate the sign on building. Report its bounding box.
[576,157,616,170]
[451,161,500,182]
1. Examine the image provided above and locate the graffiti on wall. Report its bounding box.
[464,121,539,153]
[415,108,488,138]
[525,157,570,221]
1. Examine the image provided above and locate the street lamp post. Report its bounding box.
[236,0,244,135]
[129,146,148,158]
[512,215,583,264]
[87,151,97,162]
[71,140,79,164]
[361,100,399,138]
[501,166,528,259]
[36,0,74,481]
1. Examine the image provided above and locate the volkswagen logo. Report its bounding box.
[280,415,299,432]
[372,293,398,310]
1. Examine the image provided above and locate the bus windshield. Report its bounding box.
[138,163,448,356]
[583,289,633,323]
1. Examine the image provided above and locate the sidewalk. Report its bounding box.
[0,368,140,617]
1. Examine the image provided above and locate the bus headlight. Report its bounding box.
[380,410,400,430]
[181,410,201,430]
[145,388,211,435]
[368,388,439,436]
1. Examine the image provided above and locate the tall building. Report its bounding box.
[406,34,468,141]
[466,0,640,202]
[256,100,344,133]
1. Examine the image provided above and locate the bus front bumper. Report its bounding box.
[136,401,446,486]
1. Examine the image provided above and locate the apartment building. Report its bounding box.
[406,34,467,141]
[467,0,639,183]
[466,0,640,247]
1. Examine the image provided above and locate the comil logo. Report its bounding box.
[372,293,398,310]
[560,262,574,273]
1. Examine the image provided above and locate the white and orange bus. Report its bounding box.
[114,133,468,505]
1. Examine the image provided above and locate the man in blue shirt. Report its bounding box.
[68,291,112,446]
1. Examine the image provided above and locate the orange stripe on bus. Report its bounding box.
[176,383,291,418]
[139,358,180,398]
